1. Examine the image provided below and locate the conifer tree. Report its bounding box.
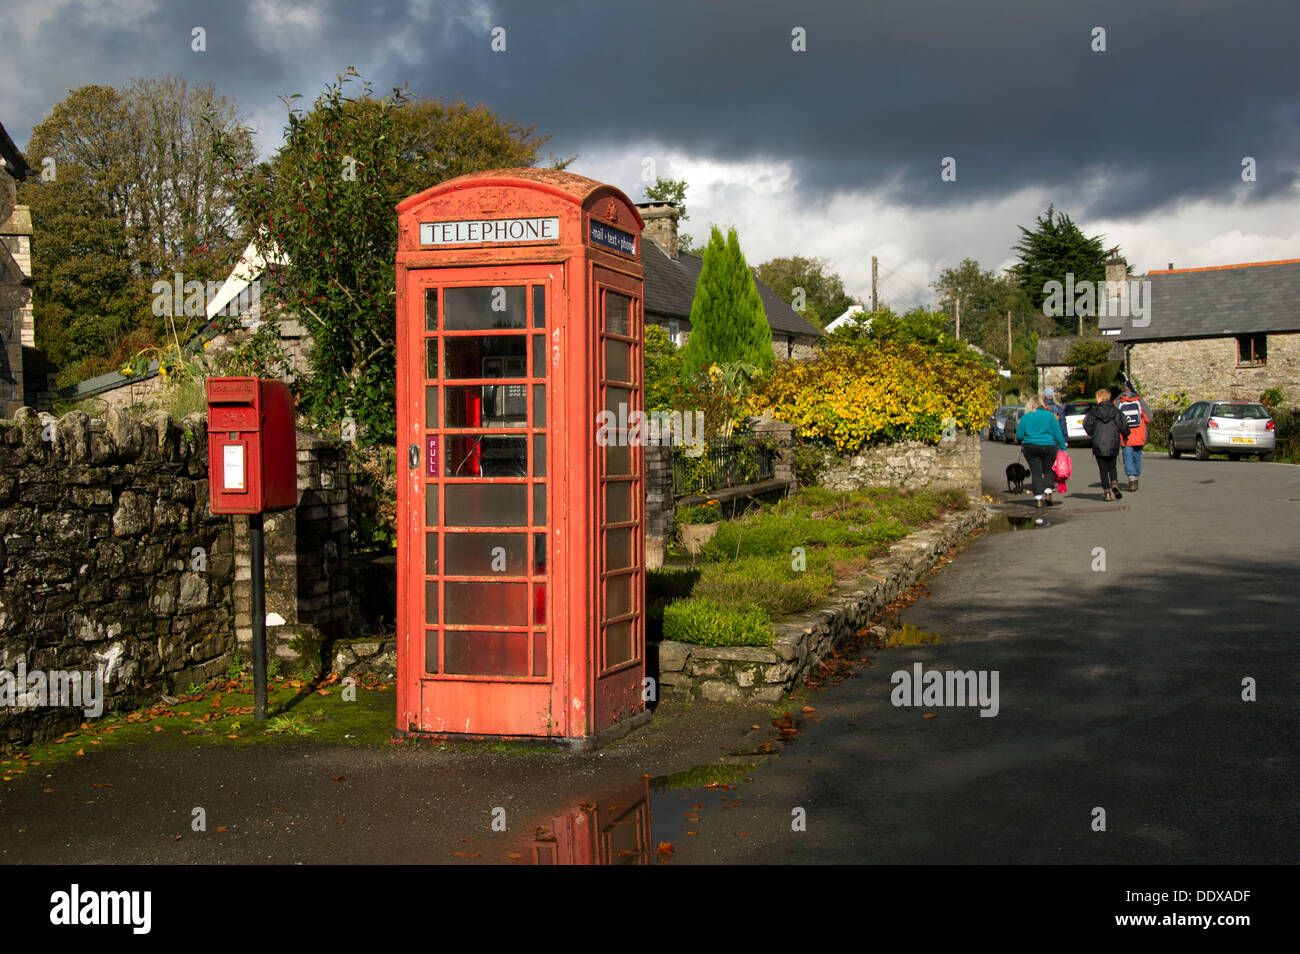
[681,225,771,375]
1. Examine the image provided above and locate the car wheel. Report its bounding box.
[1194,436,1210,461]
[1260,451,1275,462]
[1228,452,1242,461]
[1168,433,1181,458]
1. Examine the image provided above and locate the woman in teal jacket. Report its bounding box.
[1017,395,1067,507]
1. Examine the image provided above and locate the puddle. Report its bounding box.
[885,622,946,647]
[507,763,761,864]
[987,514,1046,532]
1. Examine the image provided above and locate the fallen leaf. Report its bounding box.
[332,776,346,782]
[60,731,77,738]
[801,706,817,713]
[92,783,111,788]
[922,713,938,719]
[316,688,331,696]
[214,826,228,832]
[153,726,163,733]
[43,787,54,793]
[459,837,473,843]
[734,831,750,837]
[450,851,480,858]
[508,852,522,859]
[687,831,699,837]
[655,841,674,855]
[75,748,85,757]
[751,724,761,730]
[174,834,182,840]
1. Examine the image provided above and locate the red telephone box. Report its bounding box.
[394,168,647,749]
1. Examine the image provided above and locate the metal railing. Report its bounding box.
[670,436,776,497]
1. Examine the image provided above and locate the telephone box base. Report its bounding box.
[391,709,652,753]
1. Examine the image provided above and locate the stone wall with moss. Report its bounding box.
[0,407,236,748]
[0,405,353,749]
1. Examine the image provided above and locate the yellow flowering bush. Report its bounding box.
[747,342,998,452]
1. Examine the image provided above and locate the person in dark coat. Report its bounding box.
[1082,388,1131,500]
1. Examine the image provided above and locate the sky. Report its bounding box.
[5,0,1300,311]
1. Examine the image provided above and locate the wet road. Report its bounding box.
[667,442,1300,863]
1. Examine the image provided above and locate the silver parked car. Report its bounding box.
[1167,401,1276,461]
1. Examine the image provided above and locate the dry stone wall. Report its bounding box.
[0,407,235,747]
[817,432,981,499]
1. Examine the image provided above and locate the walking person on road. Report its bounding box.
[1083,387,1132,501]
[1116,384,1152,491]
[1017,394,1068,508]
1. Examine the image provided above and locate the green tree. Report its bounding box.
[643,323,683,411]
[754,255,855,330]
[931,257,1047,360]
[20,77,255,378]
[681,226,772,376]
[213,69,548,444]
[643,176,701,254]
[1010,205,1111,332]
[1063,339,1121,399]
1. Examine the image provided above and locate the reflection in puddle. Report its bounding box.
[515,763,758,864]
[987,514,1044,531]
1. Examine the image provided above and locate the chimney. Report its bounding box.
[635,201,680,259]
[1105,250,1127,303]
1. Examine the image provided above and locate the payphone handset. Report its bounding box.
[481,356,527,424]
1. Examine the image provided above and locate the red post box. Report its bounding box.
[394,168,647,749]
[206,377,298,514]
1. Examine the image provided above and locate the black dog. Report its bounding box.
[1006,462,1030,493]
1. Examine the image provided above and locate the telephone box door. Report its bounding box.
[401,264,564,737]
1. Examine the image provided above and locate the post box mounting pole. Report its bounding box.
[249,513,268,721]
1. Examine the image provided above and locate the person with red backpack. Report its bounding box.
[1116,384,1152,491]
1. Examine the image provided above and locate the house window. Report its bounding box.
[668,320,680,346]
[1237,334,1267,367]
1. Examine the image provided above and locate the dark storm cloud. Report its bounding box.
[10,0,1300,220]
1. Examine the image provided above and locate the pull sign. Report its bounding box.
[426,435,439,477]
[409,444,419,469]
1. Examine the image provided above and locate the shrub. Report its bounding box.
[662,598,772,647]
[748,341,997,452]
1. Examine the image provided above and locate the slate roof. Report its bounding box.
[1037,336,1125,366]
[0,121,34,180]
[1098,258,1300,342]
[641,238,822,339]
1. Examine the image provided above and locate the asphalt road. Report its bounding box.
[670,442,1299,863]
[3,442,1295,865]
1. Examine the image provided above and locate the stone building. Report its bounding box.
[1035,336,1124,397]
[1099,256,1300,404]
[0,121,35,419]
[636,202,823,359]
